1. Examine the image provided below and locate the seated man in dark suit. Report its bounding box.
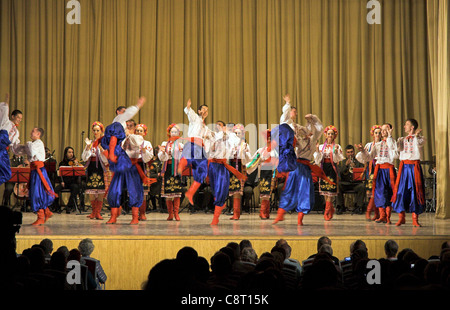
[336,145,366,214]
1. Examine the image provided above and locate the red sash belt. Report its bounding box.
[208,158,247,181]
[371,163,395,197]
[323,158,332,163]
[297,159,335,185]
[130,158,157,186]
[391,160,424,205]
[30,161,58,198]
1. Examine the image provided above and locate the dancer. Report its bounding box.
[356,123,398,224]
[12,128,57,225]
[0,93,23,185]
[273,95,331,225]
[226,123,250,220]
[101,97,152,224]
[122,123,154,221]
[82,121,109,220]
[208,129,247,225]
[177,99,214,206]
[246,129,278,219]
[356,125,382,221]
[391,119,425,227]
[158,123,184,221]
[313,125,345,221]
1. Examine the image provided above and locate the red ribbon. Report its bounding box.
[297,159,336,185]
[391,160,425,205]
[30,161,58,198]
[130,158,157,186]
[208,158,248,181]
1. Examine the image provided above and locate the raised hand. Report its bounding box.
[5,93,9,104]
[186,98,192,109]
[354,143,364,151]
[137,96,146,109]
[283,94,291,103]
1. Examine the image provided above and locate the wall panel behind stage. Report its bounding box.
[1,0,444,214]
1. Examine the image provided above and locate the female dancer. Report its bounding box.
[246,129,278,219]
[122,123,154,222]
[313,125,344,221]
[82,121,109,220]
[157,123,184,221]
[228,124,252,220]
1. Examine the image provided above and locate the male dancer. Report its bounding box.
[356,123,398,224]
[177,99,214,206]
[273,95,332,225]
[12,128,57,225]
[101,97,151,224]
[0,93,23,186]
[208,128,246,225]
[391,119,425,227]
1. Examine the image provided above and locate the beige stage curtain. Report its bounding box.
[0,0,440,202]
[426,0,449,219]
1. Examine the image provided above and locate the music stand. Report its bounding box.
[352,167,365,181]
[8,167,30,183]
[8,167,31,212]
[59,166,86,214]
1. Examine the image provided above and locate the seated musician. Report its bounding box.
[336,145,366,214]
[52,146,84,213]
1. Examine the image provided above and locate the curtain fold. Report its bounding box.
[426,0,449,219]
[0,0,444,216]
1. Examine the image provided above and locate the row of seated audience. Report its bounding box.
[1,208,448,291]
[3,237,107,291]
[143,238,450,292]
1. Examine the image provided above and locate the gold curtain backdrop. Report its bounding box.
[0,0,448,217]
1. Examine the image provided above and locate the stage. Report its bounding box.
[14,206,449,290]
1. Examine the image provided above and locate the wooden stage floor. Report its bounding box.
[16,209,449,237]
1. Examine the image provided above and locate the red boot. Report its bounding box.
[130,207,139,225]
[32,209,46,226]
[211,204,226,225]
[324,201,334,221]
[375,208,387,223]
[412,212,422,227]
[44,208,53,222]
[260,200,270,220]
[395,211,406,226]
[87,201,96,219]
[95,201,104,220]
[272,208,286,224]
[173,197,181,221]
[139,200,147,221]
[385,206,392,224]
[166,199,174,221]
[106,207,120,224]
[185,181,201,205]
[366,197,376,221]
[230,197,241,220]
[298,212,304,226]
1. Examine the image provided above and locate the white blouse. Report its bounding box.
[314,143,345,165]
[294,114,323,161]
[12,139,46,162]
[356,137,398,165]
[0,101,20,146]
[158,139,184,162]
[396,134,425,161]
[122,134,153,163]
